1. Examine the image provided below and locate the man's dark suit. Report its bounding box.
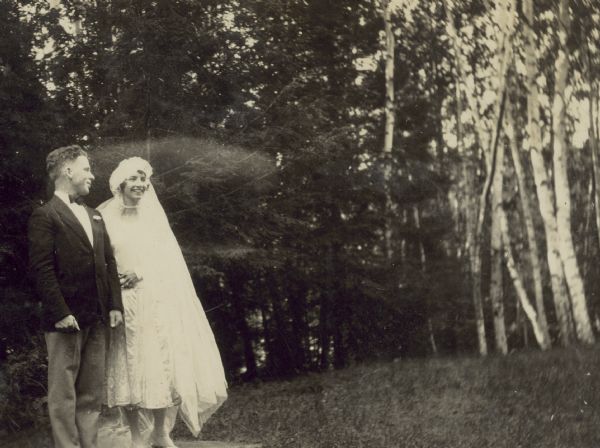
[29,195,122,331]
[28,195,123,448]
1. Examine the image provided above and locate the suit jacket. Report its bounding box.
[28,195,123,332]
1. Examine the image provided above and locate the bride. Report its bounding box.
[99,157,227,448]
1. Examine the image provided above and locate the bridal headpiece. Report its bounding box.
[109,156,154,196]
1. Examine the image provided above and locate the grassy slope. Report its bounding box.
[3,347,600,448]
[194,347,600,448]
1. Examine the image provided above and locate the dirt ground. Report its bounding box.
[0,412,260,448]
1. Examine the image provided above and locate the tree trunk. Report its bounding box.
[319,242,340,370]
[230,277,257,379]
[332,298,347,370]
[499,208,549,349]
[331,241,347,369]
[288,277,309,371]
[318,289,330,370]
[258,299,275,374]
[145,131,152,162]
[589,85,600,251]
[446,0,515,356]
[582,178,594,280]
[505,96,551,349]
[552,0,595,344]
[581,31,600,269]
[490,130,508,355]
[266,274,296,376]
[443,0,487,356]
[382,0,396,261]
[413,206,438,355]
[470,64,509,358]
[522,0,574,345]
[400,208,408,267]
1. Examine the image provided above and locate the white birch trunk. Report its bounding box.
[581,34,600,275]
[505,97,551,349]
[552,0,595,344]
[522,0,574,345]
[382,0,396,261]
[443,0,488,356]
[582,178,594,280]
[469,21,512,357]
[490,130,508,355]
[589,85,600,250]
[499,208,549,348]
[414,206,438,355]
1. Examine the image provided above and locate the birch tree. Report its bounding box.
[414,206,438,355]
[443,0,487,356]
[581,37,600,249]
[490,123,508,355]
[382,0,396,261]
[504,96,551,349]
[522,0,574,345]
[551,0,595,344]
[499,208,549,348]
[474,0,515,355]
[488,2,516,353]
[444,0,515,355]
[442,0,483,354]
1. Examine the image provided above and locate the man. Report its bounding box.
[28,145,123,448]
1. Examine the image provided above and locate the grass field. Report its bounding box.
[195,347,600,448]
[4,347,600,448]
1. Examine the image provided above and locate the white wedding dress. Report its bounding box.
[100,185,227,437]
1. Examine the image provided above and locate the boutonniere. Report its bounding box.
[93,215,103,221]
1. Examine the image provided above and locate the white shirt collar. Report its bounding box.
[54,190,94,245]
[55,190,72,206]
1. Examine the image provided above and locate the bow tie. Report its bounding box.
[69,195,85,205]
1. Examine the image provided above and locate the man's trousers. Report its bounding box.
[45,322,106,448]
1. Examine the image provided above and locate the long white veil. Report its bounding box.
[99,158,227,437]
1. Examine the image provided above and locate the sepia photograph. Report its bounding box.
[1,0,600,447]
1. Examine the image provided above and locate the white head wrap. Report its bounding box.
[108,156,154,196]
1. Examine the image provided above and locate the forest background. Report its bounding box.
[2,0,600,433]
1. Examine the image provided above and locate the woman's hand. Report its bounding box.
[119,271,141,289]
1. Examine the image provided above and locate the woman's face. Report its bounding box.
[121,170,148,205]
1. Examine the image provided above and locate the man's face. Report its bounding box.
[66,156,94,197]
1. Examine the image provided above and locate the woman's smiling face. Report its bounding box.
[121,170,148,205]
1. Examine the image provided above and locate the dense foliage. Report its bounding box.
[2,0,600,432]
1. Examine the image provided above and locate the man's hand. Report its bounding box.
[119,271,140,289]
[55,314,80,332]
[109,310,123,328]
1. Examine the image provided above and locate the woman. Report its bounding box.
[100,157,227,448]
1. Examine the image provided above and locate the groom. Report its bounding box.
[28,145,123,448]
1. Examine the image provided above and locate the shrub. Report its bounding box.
[0,338,48,432]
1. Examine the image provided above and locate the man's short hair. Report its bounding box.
[46,145,88,182]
